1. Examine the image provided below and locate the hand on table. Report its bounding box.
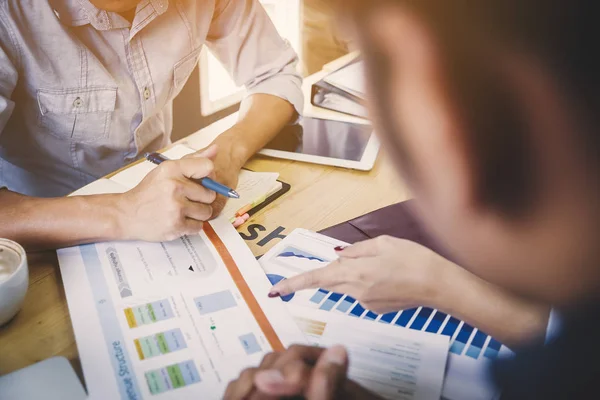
[117,146,218,242]
[224,345,380,400]
[270,236,448,313]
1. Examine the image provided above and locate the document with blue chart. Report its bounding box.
[260,229,513,400]
[57,218,306,400]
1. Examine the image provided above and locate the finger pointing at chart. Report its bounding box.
[268,236,446,315]
[268,258,348,299]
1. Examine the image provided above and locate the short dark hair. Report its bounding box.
[354,0,599,215]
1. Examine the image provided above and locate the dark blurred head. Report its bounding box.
[344,0,600,307]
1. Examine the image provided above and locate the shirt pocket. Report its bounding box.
[172,48,202,96]
[37,87,117,143]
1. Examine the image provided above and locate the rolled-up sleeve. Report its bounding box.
[206,0,303,115]
[0,8,19,135]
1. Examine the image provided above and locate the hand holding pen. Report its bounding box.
[146,151,239,199]
[116,146,237,242]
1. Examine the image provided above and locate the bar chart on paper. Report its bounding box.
[308,290,504,361]
[260,229,513,400]
[269,238,505,363]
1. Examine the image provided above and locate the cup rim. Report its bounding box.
[0,238,26,283]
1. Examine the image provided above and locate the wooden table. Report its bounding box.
[0,154,406,381]
[0,106,408,385]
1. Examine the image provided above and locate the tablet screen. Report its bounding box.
[264,117,373,162]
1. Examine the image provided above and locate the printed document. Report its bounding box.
[290,305,448,400]
[260,229,512,400]
[57,218,306,399]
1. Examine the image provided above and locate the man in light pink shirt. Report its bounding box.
[0,0,302,249]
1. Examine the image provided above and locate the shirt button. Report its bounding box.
[143,87,151,100]
[73,97,83,108]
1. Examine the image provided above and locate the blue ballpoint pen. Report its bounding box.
[145,152,240,199]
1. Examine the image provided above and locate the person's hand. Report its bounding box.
[270,236,450,313]
[224,345,380,400]
[116,146,218,242]
[191,137,244,219]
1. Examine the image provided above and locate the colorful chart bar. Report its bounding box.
[145,360,201,395]
[294,317,327,338]
[395,308,417,327]
[309,289,329,305]
[319,292,343,311]
[425,311,447,334]
[134,328,187,361]
[440,316,460,337]
[379,312,397,324]
[335,295,356,313]
[363,311,378,321]
[409,307,433,331]
[484,338,502,359]
[124,299,174,329]
[466,330,488,359]
[349,303,366,318]
[450,324,474,355]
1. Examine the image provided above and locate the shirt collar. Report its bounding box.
[50,0,168,31]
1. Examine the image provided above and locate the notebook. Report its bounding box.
[311,59,368,118]
[71,144,290,223]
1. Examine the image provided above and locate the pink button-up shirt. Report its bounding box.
[0,0,302,196]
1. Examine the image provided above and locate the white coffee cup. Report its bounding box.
[0,238,28,326]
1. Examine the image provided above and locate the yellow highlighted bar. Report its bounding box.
[134,339,145,360]
[124,308,137,328]
[294,317,327,337]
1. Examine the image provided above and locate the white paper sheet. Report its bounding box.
[259,229,513,400]
[57,218,306,399]
[110,145,196,189]
[290,305,448,400]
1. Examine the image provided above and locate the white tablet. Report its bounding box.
[258,117,379,170]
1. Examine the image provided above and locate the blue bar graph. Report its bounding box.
[379,312,398,324]
[309,289,329,304]
[364,311,378,321]
[409,308,433,331]
[441,316,460,337]
[335,295,356,313]
[425,311,446,333]
[450,324,474,355]
[349,303,366,318]
[394,308,417,327]
[319,292,343,311]
[484,338,502,359]
[465,330,488,359]
[299,287,507,361]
